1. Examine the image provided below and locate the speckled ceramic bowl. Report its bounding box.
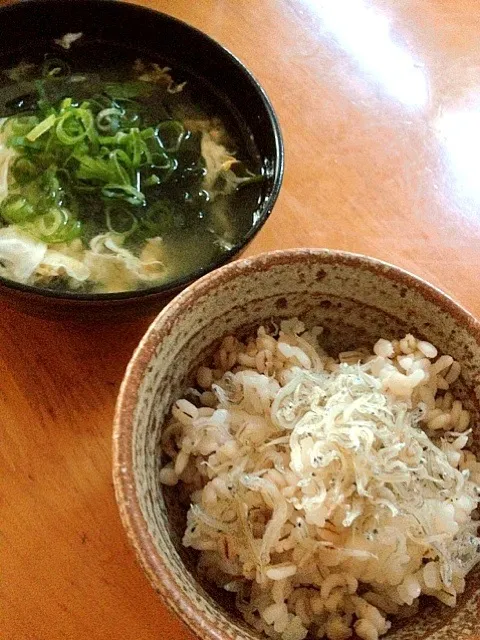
[113,249,480,640]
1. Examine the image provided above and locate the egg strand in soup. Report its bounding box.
[0,52,263,293]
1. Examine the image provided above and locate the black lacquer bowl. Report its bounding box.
[0,0,283,320]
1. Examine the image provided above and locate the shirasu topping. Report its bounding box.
[160,321,480,640]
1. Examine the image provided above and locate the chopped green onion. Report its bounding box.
[26,113,56,142]
[59,97,73,111]
[7,135,27,148]
[105,204,138,235]
[129,128,143,167]
[98,131,128,146]
[151,151,172,169]
[56,108,94,145]
[144,174,161,187]
[147,153,175,184]
[25,207,82,243]
[1,194,36,223]
[140,127,155,140]
[75,155,116,184]
[11,116,39,135]
[140,200,176,235]
[37,207,67,235]
[101,183,145,206]
[11,157,38,185]
[156,120,185,153]
[96,107,123,133]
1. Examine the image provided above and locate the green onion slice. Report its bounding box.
[1,194,36,223]
[56,108,95,145]
[101,183,145,206]
[105,203,138,235]
[26,207,82,243]
[156,120,185,153]
[11,157,39,185]
[26,113,56,142]
[96,108,123,133]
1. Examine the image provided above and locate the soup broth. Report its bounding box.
[0,39,264,293]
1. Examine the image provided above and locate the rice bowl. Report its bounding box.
[113,249,480,640]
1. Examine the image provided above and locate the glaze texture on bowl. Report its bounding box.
[113,249,480,640]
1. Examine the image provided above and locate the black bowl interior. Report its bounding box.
[0,0,283,311]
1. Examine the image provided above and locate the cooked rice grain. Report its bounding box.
[160,320,480,640]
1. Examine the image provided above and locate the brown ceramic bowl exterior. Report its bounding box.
[113,249,480,640]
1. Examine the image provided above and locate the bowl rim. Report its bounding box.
[112,248,480,640]
[0,0,284,302]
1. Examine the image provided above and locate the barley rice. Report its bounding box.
[160,321,479,640]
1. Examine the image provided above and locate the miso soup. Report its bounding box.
[0,37,264,294]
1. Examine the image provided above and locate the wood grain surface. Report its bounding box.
[2,0,480,638]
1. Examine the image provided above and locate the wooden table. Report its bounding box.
[2,0,480,638]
